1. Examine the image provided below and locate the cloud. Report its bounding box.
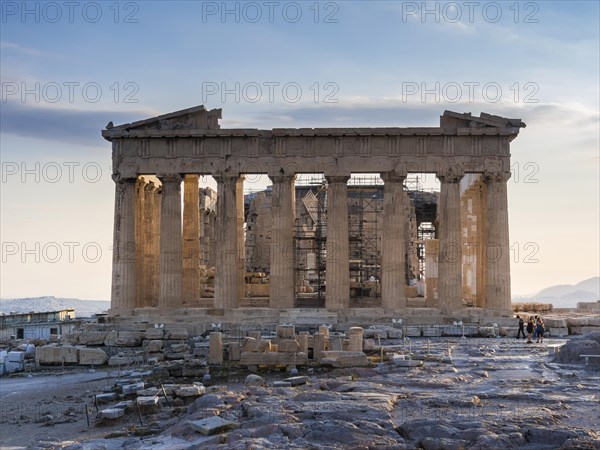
[0,101,153,146]
[0,41,52,58]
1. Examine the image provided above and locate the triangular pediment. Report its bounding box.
[441,111,525,129]
[106,105,221,131]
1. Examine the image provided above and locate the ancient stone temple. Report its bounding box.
[102,105,525,324]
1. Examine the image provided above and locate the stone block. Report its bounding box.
[240,351,308,367]
[284,376,308,386]
[386,329,403,339]
[79,331,107,346]
[175,385,206,397]
[137,387,160,396]
[144,327,164,339]
[241,337,271,353]
[209,332,223,365]
[95,393,117,403]
[145,340,163,353]
[170,343,189,353]
[115,331,143,347]
[122,382,145,395]
[278,339,300,353]
[99,408,125,419]
[137,396,159,406]
[276,325,296,339]
[167,328,189,340]
[190,416,236,435]
[320,351,369,368]
[228,343,241,361]
[273,381,292,388]
[245,374,266,387]
[36,346,78,365]
[78,348,107,365]
[182,366,206,377]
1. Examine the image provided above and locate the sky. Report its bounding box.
[1,0,598,300]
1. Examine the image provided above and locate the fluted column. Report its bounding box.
[437,170,464,314]
[381,172,407,311]
[142,181,159,307]
[110,176,137,311]
[236,177,245,301]
[214,173,240,309]
[183,174,200,305]
[158,174,183,308]
[484,171,511,313]
[325,175,350,311]
[134,178,146,307]
[269,174,296,308]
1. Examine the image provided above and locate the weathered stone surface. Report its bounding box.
[122,382,145,395]
[175,385,206,397]
[554,332,600,364]
[108,355,144,366]
[78,331,108,345]
[170,343,189,353]
[189,416,235,435]
[277,339,300,353]
[144,327,164,339]
[209,332,223,365]
[115,331,143,347]
[99,408,125,419]
[284,376,309,386]
[167,328,189,340]
[240,352,308,367]
[320,351,369,368]
[78,347,107,365]
[137,396,159,406]
[36,345,78,365]
[245,374,266,388]
[241,337,271,353]
[145,339,163,352]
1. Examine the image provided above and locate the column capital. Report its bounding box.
[483,170,511,183]
[380,171,406,184]
[325,175,350,184]
[112,174,137,184]
[157,173,183,184]
[143,181,157,193]
[437,167,464,183]
[268,174,296,184]
[213,172,241,183]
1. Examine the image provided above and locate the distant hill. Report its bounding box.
[514,276,599,308]
[0,296,110,317]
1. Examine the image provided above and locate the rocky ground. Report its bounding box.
[1,336,598,450]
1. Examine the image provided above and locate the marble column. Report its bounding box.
[214,173,240,309]
[110,176,137,311]
[236,177,246,301]
[183,174,200,305]
[158,174,184,308]
[437,170,464,313]
[381,172,407,311]
[325,175,350,311]
[142,180,159,307]
[269,174,296,308]
[134,178,146,308]
[484,171,511,313]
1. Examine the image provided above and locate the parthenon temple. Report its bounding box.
[102,105,525,325]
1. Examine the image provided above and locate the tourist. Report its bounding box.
[532,315,539,339]
[526,317,535,343]
[516,315,525,339]
[536,317,545,343]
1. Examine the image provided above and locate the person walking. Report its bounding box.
[516,315,526,339]
[536,317,545,343]
[526,317,535,343]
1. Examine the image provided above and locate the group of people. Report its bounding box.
[516,315,545,343]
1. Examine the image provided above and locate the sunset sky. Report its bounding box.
[1,1,598,300]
